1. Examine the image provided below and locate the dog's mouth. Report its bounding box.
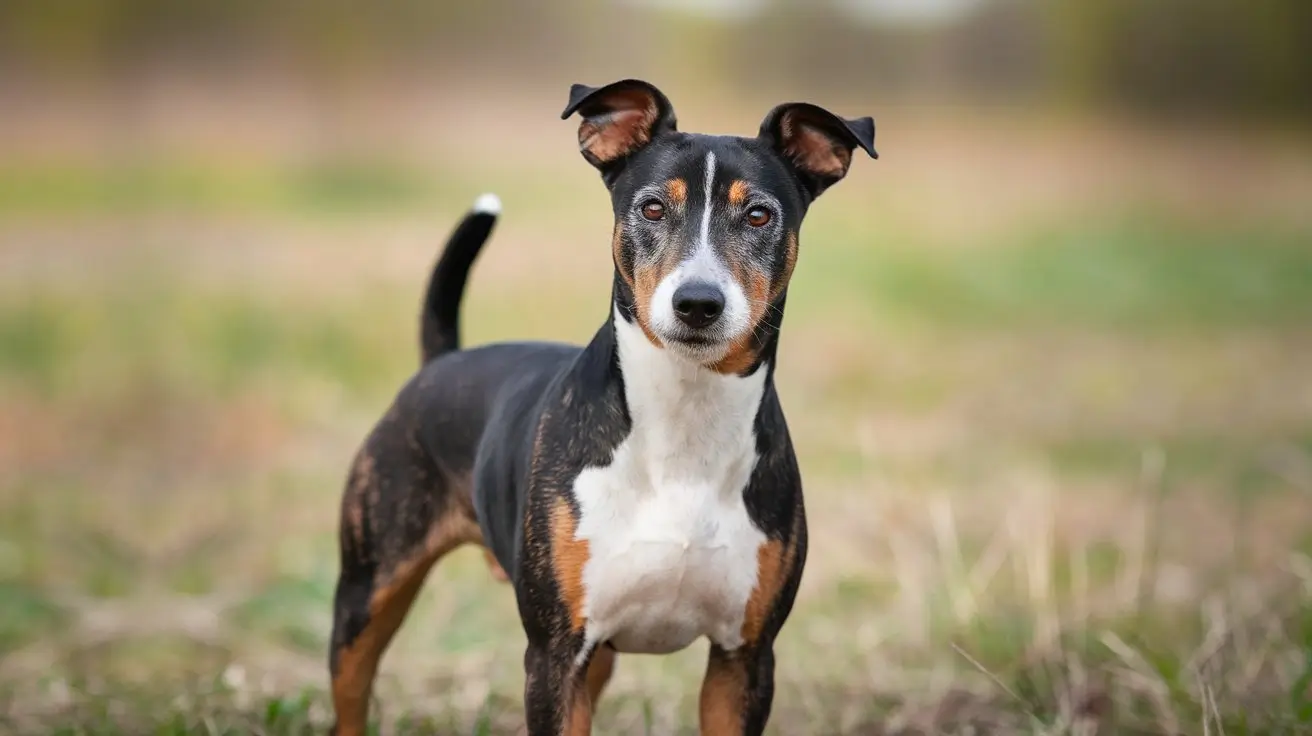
[669,333,715,347]
[657,328,734,362]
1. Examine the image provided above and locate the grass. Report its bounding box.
[2,131,1312,733]
[0,160,443,217]
[803,214,1312,330]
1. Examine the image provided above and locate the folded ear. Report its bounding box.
[561,79,678,178]
[758,103,877,199]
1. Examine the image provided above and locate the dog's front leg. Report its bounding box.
[699,642,776,736]
[523,638,595,736]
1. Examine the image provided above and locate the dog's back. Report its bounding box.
[405,339,578,571]
[380,191,596,576]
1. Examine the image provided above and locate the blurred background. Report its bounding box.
[2,0,1311,733]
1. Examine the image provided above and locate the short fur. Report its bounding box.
[328,78,876,736]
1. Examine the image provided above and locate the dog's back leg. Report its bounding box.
[328,418,482,736]
[585,644,617,712]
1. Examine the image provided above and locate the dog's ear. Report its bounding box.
[561,79,677,179]
[758,103,876,199]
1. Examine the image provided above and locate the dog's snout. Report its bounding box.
[672,282,725,329]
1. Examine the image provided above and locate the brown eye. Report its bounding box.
[746,207,771,227]
[640,201,665,221]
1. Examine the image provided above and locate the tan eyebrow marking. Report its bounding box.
[727,180,749,206]
[665,178,688,205]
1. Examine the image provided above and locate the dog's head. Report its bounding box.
[562,79,877,374]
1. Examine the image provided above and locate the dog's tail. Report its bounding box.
[420,193,500,364]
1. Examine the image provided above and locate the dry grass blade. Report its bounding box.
[1100,631,1180,734]
[950,642,1032,716]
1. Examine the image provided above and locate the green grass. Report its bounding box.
[0,160,442,217]
[0,158,602,221]
[0,286,414,403]
[0,582,67,653]
[231,576,337,655]
[803,212,1312,330]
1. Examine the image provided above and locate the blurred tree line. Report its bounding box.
[1039,0,1312,120]
[1,0,1308,122]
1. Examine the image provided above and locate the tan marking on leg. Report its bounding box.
[483,547,510,583]
[727,179,750,206]
[711,267,770,376]
[550,498,590,632]
[563,679,594,736]
[666,177,688,206]
[586,646,616,711]
[740,510,802,645]
[699,652,748,734]
[332,511,482,736]
[344,499,365,551]
[344,451,375,549]
[740,539,785,645]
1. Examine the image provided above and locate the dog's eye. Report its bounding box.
[640,200,665,221]
[746,207,772,228]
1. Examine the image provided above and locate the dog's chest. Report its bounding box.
[571,316,769,655]
[573,444,764,654]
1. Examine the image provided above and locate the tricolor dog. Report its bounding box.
[328,79,876,735]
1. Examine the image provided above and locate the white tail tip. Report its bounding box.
[472,192,501,216]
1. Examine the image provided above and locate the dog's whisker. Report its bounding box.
[743,296,785,320]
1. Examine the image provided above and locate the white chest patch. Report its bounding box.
[571,310,768,657]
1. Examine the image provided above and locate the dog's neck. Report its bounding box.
[609,305,767,486]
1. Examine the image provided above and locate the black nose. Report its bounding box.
[672,282,725,329]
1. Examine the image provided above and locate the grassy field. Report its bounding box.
[2,115,1312,734]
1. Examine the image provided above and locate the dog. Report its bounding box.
[327,78,876,735]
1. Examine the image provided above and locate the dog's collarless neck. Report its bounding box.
[606,306,767,460]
